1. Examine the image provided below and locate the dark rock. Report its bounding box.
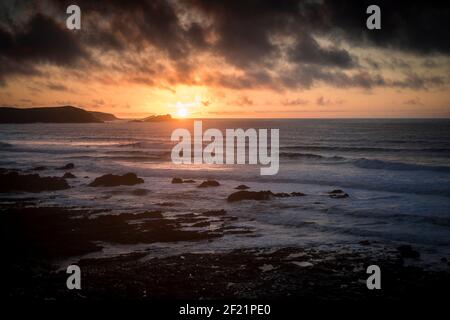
[6,236,448,300]
[89,173,144,187]
[328,189,349,199]
[330,193,349,199]
[228,190,307,202]
[198,180,220,188]
[203,209,227,216]
[235,185,250,190]
[441,257,448,263]
[359,240,371,246]
[62,172,76,179]
[227,190,274,202]
[131,189,150,196]
[157,202,176,207]
[58,163,74,170]
[192,221,210,228]
[397,245,420,259]
[0,172,70,192]
[31,166,46,171]
[172,177,195,183]
[274,192,291,198]
[2,207,218,261]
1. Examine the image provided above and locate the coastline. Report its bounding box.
[2,118,450,302]
[3,190,449,301]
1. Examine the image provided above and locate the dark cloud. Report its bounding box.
[282,98,309,106]
[0,13,87,65]
[0,0,449,91]
[186,23,208,49]
[422,59,439,69]
[208,64,442,91]
[46,82,68,91]
[230,96,254,107]
[316,96,344,106]
[54,0,204,59]
[0,11,87,85]
[208,70,275,90]
[280,66,387,90]
[323,0,450,55]
[84,28,124,52]
[192,0,449,90]
[391,73,445,90]
[403,98,423,106]
[0,56,40,86]
[290,34,355,68]
[188,0,302,68]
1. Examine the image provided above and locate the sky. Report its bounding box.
[0,0,449,118]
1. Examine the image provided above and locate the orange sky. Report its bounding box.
[0,1,449,119]
[2,61,449,119]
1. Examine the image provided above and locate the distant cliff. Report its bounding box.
[88,111,119,121]
[0,106,117,123]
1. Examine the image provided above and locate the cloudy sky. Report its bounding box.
[0,0,449,118]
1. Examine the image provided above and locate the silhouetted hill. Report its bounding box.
[89,111,119,121]
[0,106,105,123]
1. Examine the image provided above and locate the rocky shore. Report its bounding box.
[1,165,449,301]
[5,230,450,301]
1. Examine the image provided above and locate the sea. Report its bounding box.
[1,119,449,263]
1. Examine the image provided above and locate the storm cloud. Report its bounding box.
[0,0,449,90]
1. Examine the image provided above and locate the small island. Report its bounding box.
[130,114,174,122]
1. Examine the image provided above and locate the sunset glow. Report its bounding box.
[0,1,449,119]
[176,107,189,118]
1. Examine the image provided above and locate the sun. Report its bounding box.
[176,107,188,118]
[171,96,203,118]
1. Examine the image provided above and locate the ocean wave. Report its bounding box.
[68,154,170,162]
[280,152,345,161]
[105,150,171,160]
[353,158,450,173]
[117,142,146,148]
[117,141,169,148]
[281,145,450,153]
[330,207,450,228]
[108,155,168,162]
[105,150,168,156]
